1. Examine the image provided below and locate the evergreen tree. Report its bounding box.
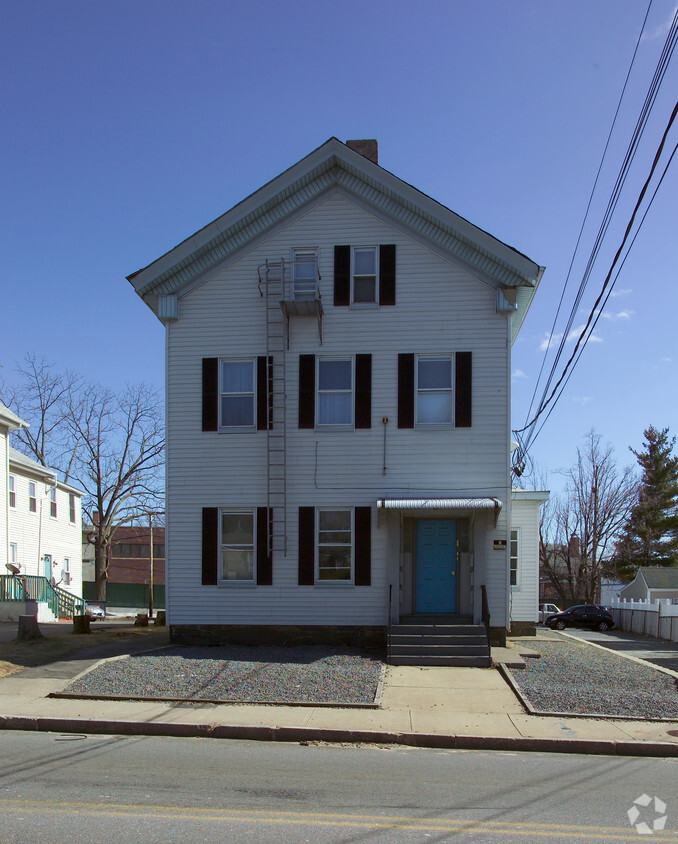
[615,426,678,572]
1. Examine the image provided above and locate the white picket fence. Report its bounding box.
[611,598,678,643]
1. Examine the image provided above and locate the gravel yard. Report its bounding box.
[507,634,678,719]
[61,645,384,705]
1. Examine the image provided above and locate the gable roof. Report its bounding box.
[639,566,678,590]
[9,445,58,482]
[128,138,544,339]
[0,401,26,431]
[8,445,83,496]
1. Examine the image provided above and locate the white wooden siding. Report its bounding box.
[7,468,83,598]
[166,192,513,626]
[510,495,545,623]
[0,429,8,561]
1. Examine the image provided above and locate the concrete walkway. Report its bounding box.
[1,629,677,756]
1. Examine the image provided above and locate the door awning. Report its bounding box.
[376,497,502,511]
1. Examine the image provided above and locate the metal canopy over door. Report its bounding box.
[415,520,457,613]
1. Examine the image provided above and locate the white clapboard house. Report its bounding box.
[128,138,546,663]
[1,401,85,621]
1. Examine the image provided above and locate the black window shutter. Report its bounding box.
[202,507,218,585]
[202,358,218,432]
[379,245,396,306]
[397,353,415,428]
[299,354,315,429]
[354,507,372,586]
[298,507,315,585]
[455,352,472,428]
[334,245,350,306]
[355,354,372,429]
[257,356,271,431]
[256,507,272,585]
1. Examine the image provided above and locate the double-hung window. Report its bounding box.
[317,358,353,426]
[10,543,18,565]
[292,248,318,301]
[510,529,519,587]
[28,482,37,513]
[220,359,255,428]
[69,493,76,524]
[50,487,57,518]
[221,510,255,582]
[9,475,16,508]
[352,247,378,304]
[62,558,71,585]
[416,356,453,425]
[317,508,352,582]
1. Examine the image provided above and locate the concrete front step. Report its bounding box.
[390,644,490,659]
[391,624,485,636]
[390,634,486,646]
[388,622,490,667]
[389,654,492,667]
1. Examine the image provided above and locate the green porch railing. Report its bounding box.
[0,575,87,619]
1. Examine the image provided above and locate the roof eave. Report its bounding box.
[128,138,543,318]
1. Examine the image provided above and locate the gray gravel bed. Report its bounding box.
[62,645,384,705]
[507,637,678,719]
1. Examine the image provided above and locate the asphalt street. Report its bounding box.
[1,731,677,843]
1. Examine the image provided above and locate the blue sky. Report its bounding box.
[1,0,676,488]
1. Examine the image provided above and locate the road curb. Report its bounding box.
[1,714,677,757]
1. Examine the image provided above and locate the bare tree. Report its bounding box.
[540,431,637,604]
[0,353,81,476]
[2,356,164,601]
[68,382,164,601]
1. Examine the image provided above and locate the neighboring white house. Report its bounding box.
[510,489,550,634]
[127,137,546,651]
[1,401,26,572]
[1,400,84,618]
[620,567,678,603]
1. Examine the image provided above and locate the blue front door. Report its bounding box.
[415,520,457,613]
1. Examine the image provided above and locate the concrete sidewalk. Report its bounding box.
[1,634,677,756]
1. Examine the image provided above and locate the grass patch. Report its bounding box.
[0,626,169,679]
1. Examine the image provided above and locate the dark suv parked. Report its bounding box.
[545,604,615,632]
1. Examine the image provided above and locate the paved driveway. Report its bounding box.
[563,627,678,673]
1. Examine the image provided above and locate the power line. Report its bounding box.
[514,7,678,469]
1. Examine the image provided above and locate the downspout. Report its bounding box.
[5,419,27,568]
[504,306,513,633]
[4,431,9,568]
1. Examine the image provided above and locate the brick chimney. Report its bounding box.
[345,139,378,164]
[568,534,580,557]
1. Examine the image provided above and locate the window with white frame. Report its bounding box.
[9,475,16,508]
[352,246,378,304]
[317,508,353,582]
[220,359,255,428]
[416,356,453,425]
[10,543,18,565]
[49,487,57,518]
[220,510,255,582]
[69,493,76,523]
[510,529,519,587]
[28,481,37,513]
[292,248,318,300]
[317,358,353,426]
[62,558,71,585]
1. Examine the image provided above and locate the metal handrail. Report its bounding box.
[0,575,87,618]
[480,584,491,641]
[387,583,393,664]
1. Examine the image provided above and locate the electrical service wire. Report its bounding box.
[513,5,678,472]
